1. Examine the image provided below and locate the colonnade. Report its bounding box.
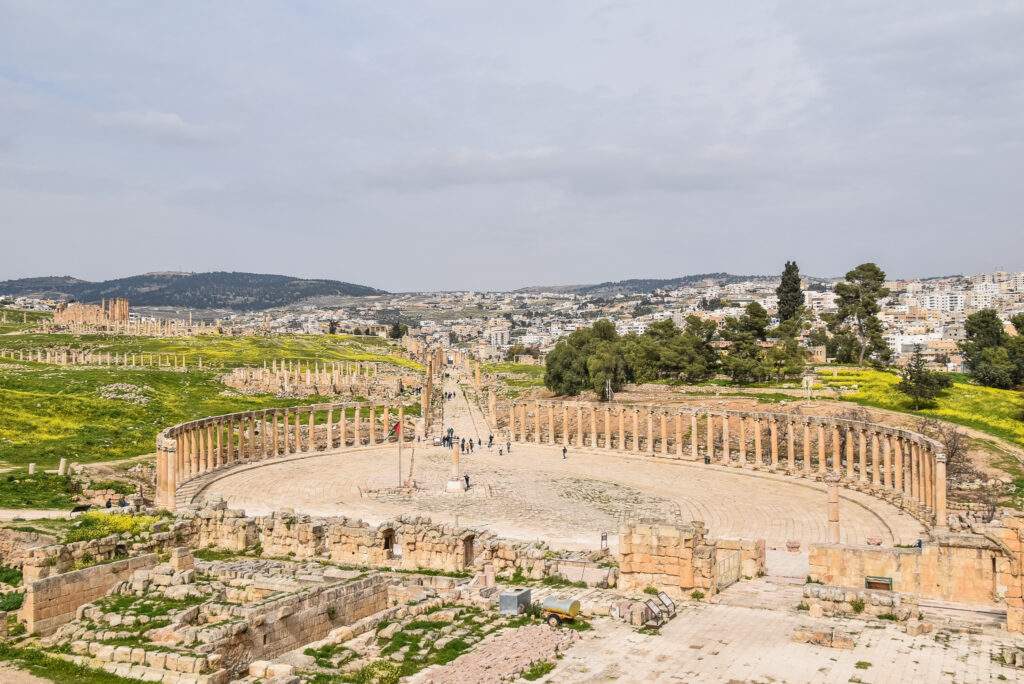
[494,399,947,528]
[1,348,194,368]
[156,401,412,509]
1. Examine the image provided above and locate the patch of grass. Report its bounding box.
[522,659,555,680]
[86,479,136,495]
[643,586,659,595]
[0,472,80,509]
[431,637,470,665]
[564,619,593,632]
[0,565,23,586]
[193,547,243,562]
[850,598,865,614]
[690,590,705,601]
[819,366,1024,448]
[877,612,899,621]
[0,333,423,472]
[796,601,809,611]
[0,643,140,683]
[0,592,24,611]
[63,512,161,542]
[539,575,587,589]
[855,660,872,669]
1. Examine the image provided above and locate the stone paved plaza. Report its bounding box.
[554,583,1023,683]
[198,380,925,574]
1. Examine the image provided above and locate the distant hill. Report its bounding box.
[0,272,386,310]
[517,273,781,296]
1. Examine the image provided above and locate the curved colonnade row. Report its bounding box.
[486,395,947,528]
[155,402,414,509]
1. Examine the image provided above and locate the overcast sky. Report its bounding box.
[2,2,1023,291]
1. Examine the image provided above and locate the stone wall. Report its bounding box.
[802,584,919,621]
[0,528,55,568]
[205,574,388,672]
[808,536,1001,605]
[617,522,718,598]
[716,537,767,579]
[20,554,160,635]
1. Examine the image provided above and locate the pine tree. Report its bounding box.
[776,261,803,323]
[896,345,951,409]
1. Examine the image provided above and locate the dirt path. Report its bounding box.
[0,665,50,684]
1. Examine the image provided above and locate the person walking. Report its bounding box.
[562,446,567,459]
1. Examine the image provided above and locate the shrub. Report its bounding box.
[0,565,22,587]
[796,602,809,611]
[643,586,659,595]
[690,590,705,601]
[850,598,865,614]
[523,660,555,680]
[87,479,136,495]
[64,512,160,543]
[0,592,25,611]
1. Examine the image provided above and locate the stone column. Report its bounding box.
[590,404,598,447]
[540,401,548,444]
[369,405,377,445]
[294,409,303,453]
[871,431,880,486]
[828,479,840,544]
[738,415,747,465]
[721,414,730,463]
[272,410,280,455]
[306,408,315,451]
[858,428,868,484]
[576,404,584,447]
[817,422,826,475]
[382,406,391,444]
[706,412,715,461]
[934,453,947,528]
[675,411,683,457]
[802,421,811,474]
[326,407,334,449]
[786,420,796,470]
[633,409,641,452]
[488,391,497,428]
[910,441,920,501]
[446,441,466,492]
[883,434,893,489]
[606,406,614,450]
[659,412,667,454]
[354,406,362,447]
[544,404,552,445]
[769,417,779,468]
[753,417,761,464]
[647,409,655,454]
[691,412,699,460]
[831,426,841,473]
[923,448,933,510]
[893,436,904,495]
[620,409,627,450]
[845,427,855,480]
[562,403,570,445]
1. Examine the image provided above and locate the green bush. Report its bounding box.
[64,512,160,542]
[523,660,555,680]
[850,598,865,614]
[690,590,705,601]
[0,565,22,587]
[0,592,24,611]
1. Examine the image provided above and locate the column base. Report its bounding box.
[445,479,467,493]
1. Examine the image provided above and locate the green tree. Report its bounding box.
[776,261,804,323]
[388,322,408,339]
[543,341,589,395]
[832,263,891,366]
[971,346,1018,389]
[896,345,952,408]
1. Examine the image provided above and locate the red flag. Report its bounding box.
[388,421,401,436]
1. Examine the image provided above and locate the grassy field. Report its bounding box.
[483,362,545,387]
[0,333,423,370]
[0,360,326,468]
[817,366,1024,448]
[0,308,50,334]
[0,332,422,472]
